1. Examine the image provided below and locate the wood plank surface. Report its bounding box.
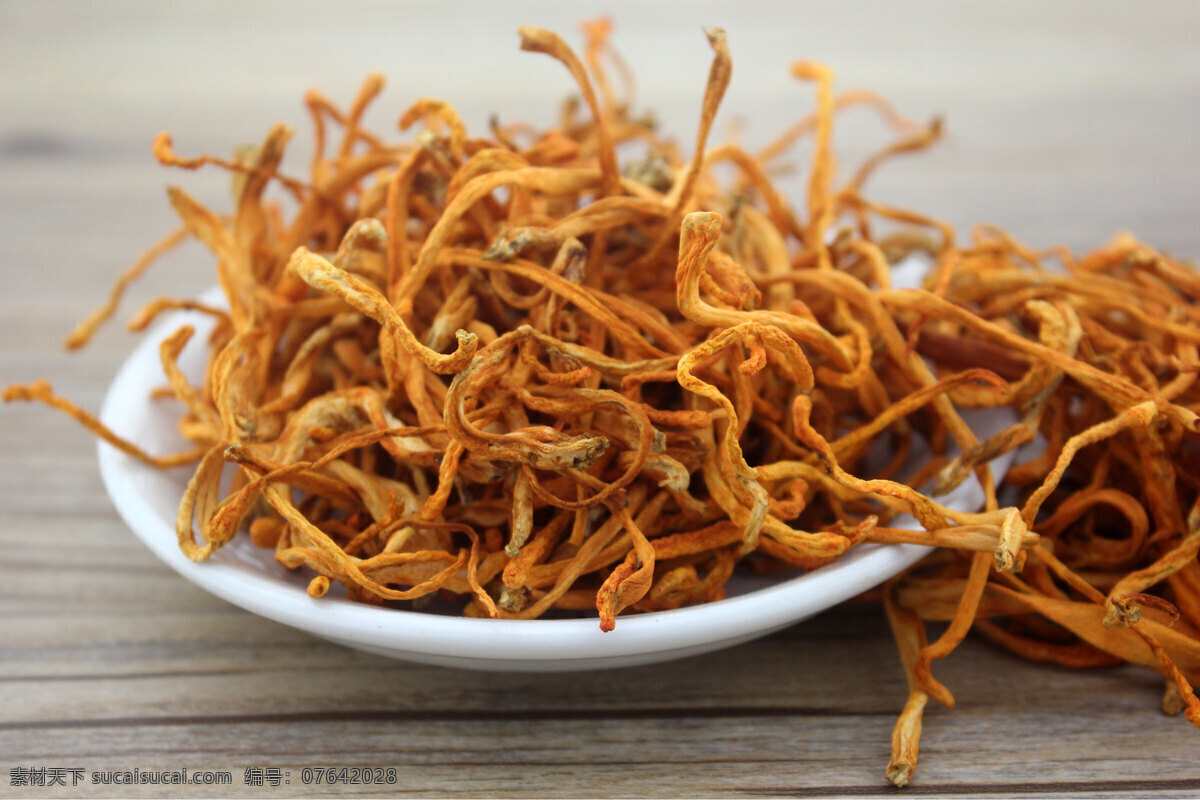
[1,1,1199,797]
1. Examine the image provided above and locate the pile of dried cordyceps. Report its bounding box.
[6,19,1198,786]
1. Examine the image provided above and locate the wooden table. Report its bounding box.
[2,2,1198,797]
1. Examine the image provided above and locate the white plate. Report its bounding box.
[98,287,1015,672]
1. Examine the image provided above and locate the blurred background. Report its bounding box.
[5,0,1199,256]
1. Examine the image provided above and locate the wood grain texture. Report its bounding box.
[1,1,1199,797]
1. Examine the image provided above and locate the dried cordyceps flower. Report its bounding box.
[6,19,1198,786]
